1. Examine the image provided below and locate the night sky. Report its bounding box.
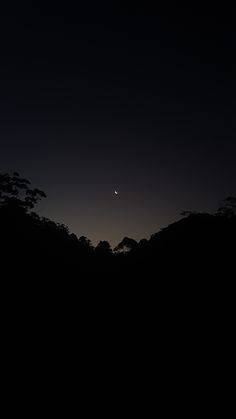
[0,5,234,246]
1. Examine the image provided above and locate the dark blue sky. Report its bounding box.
[0,5,234,246]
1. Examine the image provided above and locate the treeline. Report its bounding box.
[0,172,235,275]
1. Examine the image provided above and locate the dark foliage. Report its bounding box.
[0,172,235,278]
[114,237,138,253]
[1,172,234,405]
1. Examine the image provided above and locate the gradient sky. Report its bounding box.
[0,5,234,246]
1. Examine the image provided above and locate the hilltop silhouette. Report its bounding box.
[0,172,235,277]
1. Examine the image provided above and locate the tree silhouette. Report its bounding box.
[114,237,138,253]
[0,172,46,212]
[216,196,236,218]
[76,236,94,259]
[95,240,112,256]
[78,235,93,249]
